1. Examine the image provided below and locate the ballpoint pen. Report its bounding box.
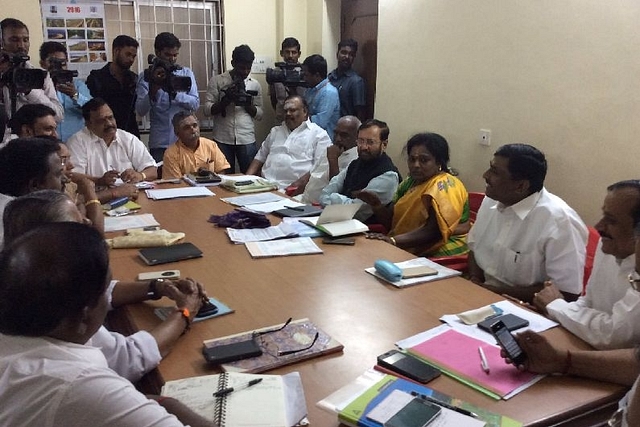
[410,391,479,418]
[213,378,263,398]
[478,346,490,374]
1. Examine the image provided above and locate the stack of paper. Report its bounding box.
[244,237,323,258]
[145,186,214,200]
[104,213,160,233]
[220,192,304,213]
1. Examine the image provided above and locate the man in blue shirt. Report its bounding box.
[328,39,366,122]
[302,54,339,141]
[136,32,199,162]
[38,42,92,141]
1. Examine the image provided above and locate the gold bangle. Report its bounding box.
[389,236,397,246]
[141,172,147,180]
[85,199,101,207]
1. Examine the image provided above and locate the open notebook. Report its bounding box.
[299,204,368,237]
[161,372,307,427]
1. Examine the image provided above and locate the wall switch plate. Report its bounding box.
[479,129,491,146]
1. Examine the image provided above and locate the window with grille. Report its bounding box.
[104,0,224,129]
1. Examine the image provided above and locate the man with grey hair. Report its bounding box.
[300,115,360,204]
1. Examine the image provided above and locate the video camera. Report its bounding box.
[143,54,192,99]
[221,76,258,107]
[266,62,306,87]
[0,52,46,93]
[48,57,78,86]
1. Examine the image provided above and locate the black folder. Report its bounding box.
[139,242,203,265]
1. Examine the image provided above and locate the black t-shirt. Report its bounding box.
[86,63,140,137]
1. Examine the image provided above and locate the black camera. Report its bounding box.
[0,52,46,93]
[143,54,192,99]
[266,62,306,87]
[48,57,78,86]
[221,76,258,107]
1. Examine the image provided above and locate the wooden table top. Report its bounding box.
[107,184,626,427]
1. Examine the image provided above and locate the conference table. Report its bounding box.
[107,184,626,427]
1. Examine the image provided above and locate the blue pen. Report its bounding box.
[109,197,129,209]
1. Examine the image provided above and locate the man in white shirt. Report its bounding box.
[319,119,399,222]
[468,143,588,302]
[246,95,331,190]
[533,180,640,349]
[300,115,360,204]
[0,19,63,127]
[67,97,157,202]
[204,44,263,173]
[0,223,213,427]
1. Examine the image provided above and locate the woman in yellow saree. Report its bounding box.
[358,132,469,256]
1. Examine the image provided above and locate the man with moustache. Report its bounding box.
[328,39,366,121]
[67,98,156,202]
[319,119,399,222]
[0,19,63,123]
[299,115,360,204]
[246,95,331,191]
[87,35,140,137]
[162,111,229,179]
[468,143,588,303]
[533,180,640,349]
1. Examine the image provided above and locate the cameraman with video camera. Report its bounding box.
[204,44,263,174]
[268,37,306,125]
[39,42,92,141]
[0,19,63,141]
[135,32,199,163]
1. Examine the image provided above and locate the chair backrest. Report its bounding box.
[468,192,485,222]
[583,226,600,294]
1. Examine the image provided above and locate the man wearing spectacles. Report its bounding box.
[533,180,640,350]
[319,119,399,222]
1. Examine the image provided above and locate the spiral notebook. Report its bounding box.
[161,372,308,427]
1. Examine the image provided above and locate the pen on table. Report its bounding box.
[212,378,263,398]
[410,391,479,418]
[285,206,305,212]
[478,346,490,374]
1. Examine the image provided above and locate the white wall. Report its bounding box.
[376,0,640,225]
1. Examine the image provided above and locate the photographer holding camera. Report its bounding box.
[204,44,263,173]
[136,32,199,163]
[268,37,306,125]
[0,19,63,141]
[39,42,92,141]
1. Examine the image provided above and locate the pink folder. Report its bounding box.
[410,328,540,398]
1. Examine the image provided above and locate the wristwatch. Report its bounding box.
[147,278,165,300]
[628,271,640,291]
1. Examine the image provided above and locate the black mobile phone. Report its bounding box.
[477,313,529,332]
[377,350,441,383]
[322,237,356,245]
[202,338,262,364]
[489,320,527,365]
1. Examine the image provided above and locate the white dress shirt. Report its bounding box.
[67,127,156,177]
[546,243,640,349]
[204,71,263,145]
[468,188,588,295]
[254,119,332,189]
[0,334,186,427]
[300,146,358,204]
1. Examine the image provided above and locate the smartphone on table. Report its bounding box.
[377,349,441,383]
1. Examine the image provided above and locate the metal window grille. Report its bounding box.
[104,0,223,129]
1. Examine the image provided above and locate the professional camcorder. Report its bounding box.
[265,62,306,87]
[143,54,192,99]
[48,57,78,86]
[0,52,46,93]
[220,76,258,107]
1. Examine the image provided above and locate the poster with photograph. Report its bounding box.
[40,0,107,78]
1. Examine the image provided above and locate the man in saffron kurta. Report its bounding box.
[162,112,229,179]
